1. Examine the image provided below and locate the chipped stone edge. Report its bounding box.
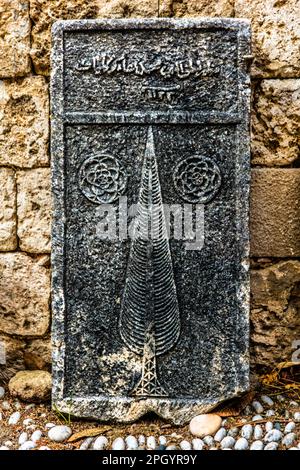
[50,18,251,425]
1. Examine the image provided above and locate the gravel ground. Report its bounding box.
[0,389,299,451]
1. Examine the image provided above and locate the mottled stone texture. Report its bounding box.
[252,80,300,166]
[9,370,52,402]
[0,334,25,384]
[0,0,31,77]
[0,168,17,251]
[235,0,300,77]
[0,253,50,336]
[51,19,250,423]
[25,337,52,370]
[17,168,51,253]
[166,0,234,17]
[251,261,300,367]
[0,77,49,168]
[30,0,99,75]
[251,169,300,257]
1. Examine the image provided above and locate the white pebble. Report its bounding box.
[265,410,275,417]
[220,436,235,449]
[18,432,28,445]
[40,413,47,418]
[39,446,51,450]
[228,427,238,437]
[234,438,249,450]
[4,441,12,447]
[244,406,252,415]
[0,446,10,450]
[265,421,273,432]
[166,445,177,450]
[23,418,34,426]
[159,436,167,446]
[290,401,298,407]
[31,430,43,443]
[282,433,296,447]
[180,440,191,450]
[26,425,36,432]
[203,436,214,446]
[250,440,264,450]
[25,404,35,410]
[192,438,204,450]
[146,436,156,450]
[2,401,10,410]
[284,422,296,434]
[260,395,274,407]
[264,429,282,443]
[8,411,21,425]
[294,412,300,422]
[252,401,264,414]
[241,424,253,440]
[0,387,5,399]
[19,441,36,450]
[289,447,299,450]
[214,427,226,442]
[125,435,138,450]
[45,423,56,429]
[112,437,125,450]
[264,442,278,450]
[79,437,94,450]
[277,395,285,402]
[189,414,222,438]
[252,415,263,421]
[138,435,145,446]
[48,425,72,442]
[254,425,263,440]
[93,436,109,450]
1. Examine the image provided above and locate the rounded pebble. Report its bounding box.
[276,395,285,402]
[284,422,296,434]
[4,441,12,447]
[1,401,10,410]
[23,418,34,426]
[79,437,94,450]
[159,436,167,446]
[18,432,28,445]
[0,446,10,450]
[250,440,264,450]
[203,436,214,446]
[274,423,281,431]
[254,425,263,440]
[180,440,191,450]
[31,430,42,443]
[264,442,279,450]
[189,414,222,438]
[252,401,264,414]
[220,436,235,449]
[166,445,177,450]
[282,433,296,447]
[214,427,226,442]
[265,421,273,432]
[112,437,125,450]
[45,423,56,429]
[125,435,138,450]
[138,435,145,446]
[294,412,300,422]
[157,445,166,450]
[228,427,238,438]
[8,411,21,425]
[0,387,5,399]
[234,438,249,450]
[39,446,51,450]
[241,424,253,440]
[244,406,252,415]
[252,415,263,421]
[264,429,282,443]
[290,401,298,407]
[93,436,108,450]
[192,438,204,450]
[289,447,299,450]
[19,441,36,450]
[48,425,72,443]
[25,404,35,410]
[260,395,274,407]
[147,436,156,450]
[265,410,275,417]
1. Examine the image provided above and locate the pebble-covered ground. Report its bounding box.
[0,386,299,450]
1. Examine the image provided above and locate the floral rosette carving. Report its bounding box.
[173,156,221,203]
[79,154,127,204]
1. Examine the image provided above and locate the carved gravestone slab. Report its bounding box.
[51,19,251,424]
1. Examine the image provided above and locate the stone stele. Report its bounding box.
[51,18,251,425]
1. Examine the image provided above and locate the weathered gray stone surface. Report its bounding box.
[51,18,251,424]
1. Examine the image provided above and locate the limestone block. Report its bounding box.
[0,253,50,336]
[0,77,49,168]
[251,261,300,367]
[25,337,51,370]
[9,370,51,402]
[235,0,300,77]
[0,334,25,384]
[0,168,17,250]
[252,80,300,166]
[250,169,300,257]
[17,168,51,253]
[0,0,31,77]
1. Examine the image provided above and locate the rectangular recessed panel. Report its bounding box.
[51,19,251,424]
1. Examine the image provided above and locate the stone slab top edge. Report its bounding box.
[51,17,251,35]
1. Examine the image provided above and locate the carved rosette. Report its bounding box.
[79,154,127,204]
[173,156,221,204]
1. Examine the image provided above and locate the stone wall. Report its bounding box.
[0,0,299,382]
